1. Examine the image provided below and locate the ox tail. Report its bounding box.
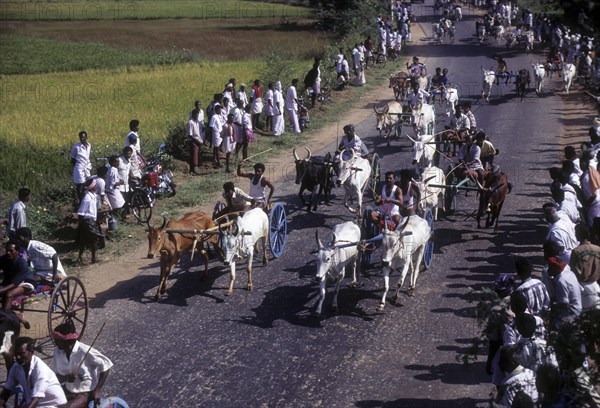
[507,182,513,194]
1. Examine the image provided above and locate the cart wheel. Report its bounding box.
[100,396,130,408]
[370,153,381,198]
[444,166,457,215]
[48,277,88,345]
[131,190,152,224]
[423,209,435,269]
[395,121,403,140]
[269,203,287,258]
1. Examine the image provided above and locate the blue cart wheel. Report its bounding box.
[423,209,434,270]
[99,396,129,408]
[269,203,287,258]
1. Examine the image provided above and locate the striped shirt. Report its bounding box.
[516,277,550,317]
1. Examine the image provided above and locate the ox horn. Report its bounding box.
[315,229,323,248]
[383,105,389,114]
[373,105,380,114]
[305,146,312,161]
[293,148,300,161]
[160,216,167,230]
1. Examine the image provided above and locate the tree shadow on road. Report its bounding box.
[355,397,488,408]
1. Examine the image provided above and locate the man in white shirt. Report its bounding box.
[52,322,113,408]
[286,79,301,134]
[1,336,67,408]
[210,105,225,167]
[187,108,204,176]
[77,179,103,264]
[69,131,92,203]
[16,227,66,283]
[543,204,578,264]
[124,120,140,155]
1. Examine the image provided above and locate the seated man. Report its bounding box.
[237,162,274,209]
[16,227,67,284]
[213,181,255,221]
[398,169,420,216]
[406,82,430,111]
[370,171,403,227]
[338,124,369,158]
[0,241,36,329]
[457,134,484,185]
[492,54,510,85]
[52,322,113,408]
[0,336,67,407]
[475,131,497,171]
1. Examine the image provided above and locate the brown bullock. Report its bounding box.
[147,211,220,300]
[477,172,512,232]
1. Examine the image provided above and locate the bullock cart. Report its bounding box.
[429,167,480,216]
[167,203,287,260]
[360,208,435,270]
[162,204,287,295]
[11,277,89,345]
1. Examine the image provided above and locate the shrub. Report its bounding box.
[165,121,189,161]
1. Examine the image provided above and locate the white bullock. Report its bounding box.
[494,25,504,44]
[314,222,361,316]
[220,208,269,295]
[531,63,546,93]
[445,86,459,116]
[481,67,495,102]
[416,166,446,220]
[412,102,435,135]
[338,150,371,216]
[409,133,436,168]
[374,101,403,143]
[378,215,431,311]
[563,63,576,94]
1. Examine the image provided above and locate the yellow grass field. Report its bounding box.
[1,61,292,149]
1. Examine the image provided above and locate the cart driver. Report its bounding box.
[406,82,430,111]
[213,181,256,221]
[237,162,275,209]
[492,54,510,85]
[52,321,113,408]
[370,171,403,227]
[457,134,484,185]
[335,124,369,185]
[399,169,420,216]
[338,124,369,158]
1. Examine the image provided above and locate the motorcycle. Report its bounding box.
[141,143,176,198]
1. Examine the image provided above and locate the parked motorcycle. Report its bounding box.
[142,143,177,198]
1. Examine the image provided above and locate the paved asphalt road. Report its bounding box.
[67,3,566,407]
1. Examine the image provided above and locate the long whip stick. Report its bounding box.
[73,321,107,374]
[240,148,274,163]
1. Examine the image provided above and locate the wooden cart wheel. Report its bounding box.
[48,277,88,345]
[269,202,287,258]
[370,153,381,198]
[423,208,435,269]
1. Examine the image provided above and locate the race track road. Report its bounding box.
[79,3,566,407]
